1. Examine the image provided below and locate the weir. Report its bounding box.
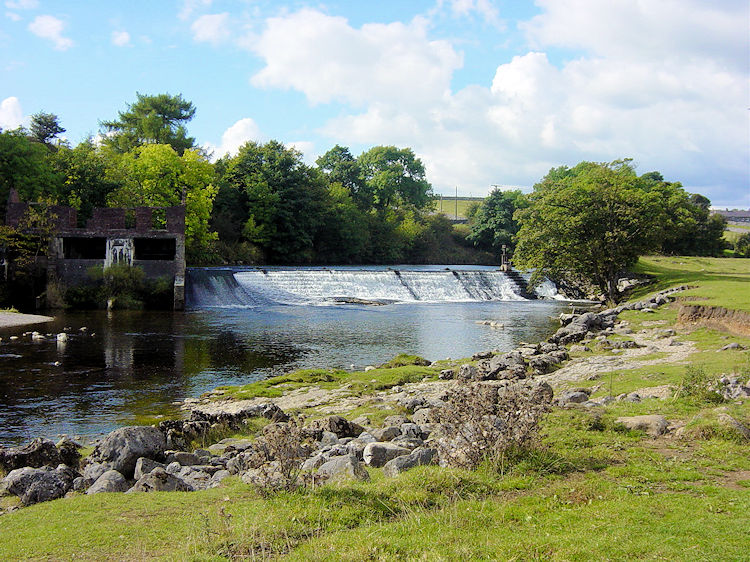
[186,268,541,308]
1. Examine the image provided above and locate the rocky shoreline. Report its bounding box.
[3,284,749,510]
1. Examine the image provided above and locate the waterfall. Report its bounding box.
[186,268,535,308]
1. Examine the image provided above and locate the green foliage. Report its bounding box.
[515,160,664,302]
[468,188,528,258]
[357,145,434,211]
[674,365,724,404]
[100,92,196,154]
[105,144,217,258]
[88,263,146,309]
[379,353,431,368]
[734,232,750,257]
[29,111,65,147]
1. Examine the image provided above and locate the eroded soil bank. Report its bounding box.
[677,304,750,336]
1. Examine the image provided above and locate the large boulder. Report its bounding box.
[134,457,166,481]
[383,448,437,477]
[362,442,411,468]
[56,438,82,468]
[0,438,60,472]
[316,454,369,482]
[87,470,129,494]
[128,467,193,493]
[1,465,77,506]
[89,426,167,478]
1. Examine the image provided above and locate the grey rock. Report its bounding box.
[56,437,82,468]
[0,438,61,472]
[210,470,231,487]
[316,454,369,482]
[164,451,201,466]
[128,467,193,493]
[88,426,167,478]
[82,461,113,484]
[87,470,129,494]
[319,431,340,446]
[1,466,73,506]
[72,476,85,492]
[165,461,182,474]
[717,414,750,440]
[383,448,437,477]
[556,390,589,406]
[301,454,326,471]
[615,415,669,437]
[134,457,165,481]
[399,422,422,439]
[412,408,433,425]
[390,436,423,450]
[307,415,364,438]
[383,415,410,427]
[439,369,455,380]
[362,442,411,467]
[370,426,401,442]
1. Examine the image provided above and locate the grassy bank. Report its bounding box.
[1,257,749,560]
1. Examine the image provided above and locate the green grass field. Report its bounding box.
[1,256,749,560]
[433,197,483,219]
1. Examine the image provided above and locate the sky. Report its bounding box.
[1,0,748,206]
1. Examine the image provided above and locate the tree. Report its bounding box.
[734,233,750,258]
[106,144,217,259]
[357,146,434,211]
[51,139,120,224]
[0,128,61,218]
[514,160,663,303]
[223,141,329,263]
[316,145,369,209]
[29,112,65,148]
[467,189,528,259]
[101,93,196,154]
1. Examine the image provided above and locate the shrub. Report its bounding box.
[674,365,724,404]
[432,381,551,471]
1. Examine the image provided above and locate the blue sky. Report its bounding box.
[1,0,748,206]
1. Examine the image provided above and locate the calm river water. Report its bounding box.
[0,270,572,446]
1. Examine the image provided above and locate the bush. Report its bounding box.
[674,365,724,404]
[432,381,551,471]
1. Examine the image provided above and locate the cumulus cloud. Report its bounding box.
[111,30,130,46]
[249,9,463,108]
[28,14,73,50]
[191,12,230,44]
[437,0,503,27]
[205,117,263,160]
[0,96,23,130]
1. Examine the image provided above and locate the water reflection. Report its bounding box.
[0,300,569,445]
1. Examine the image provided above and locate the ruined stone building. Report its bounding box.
[5,189,186,309]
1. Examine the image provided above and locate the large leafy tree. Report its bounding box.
[223,140,329,263]
[467,189,528,259]
[316,145,369,209]
[357,146,434,211]
[514,160,663,303]
[0,128,61,218]
[106,144,217,258]
[101,93,196,154]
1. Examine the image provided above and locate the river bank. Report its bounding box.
[1,256,749,560]
[0,311,54,330]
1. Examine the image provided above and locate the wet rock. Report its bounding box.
[382,447,437,477]
[87,470,129,494]
[88,426,167,479]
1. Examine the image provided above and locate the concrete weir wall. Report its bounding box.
[6,190,186,310]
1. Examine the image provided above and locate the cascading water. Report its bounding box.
[186,267,535,307]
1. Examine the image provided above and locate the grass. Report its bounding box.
[433,197,482,219]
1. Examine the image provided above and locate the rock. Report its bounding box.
[316,455,369,482]
[615,415,669,437]
[1,466,75,506]
[82,461,113,484]
[383,448,437,477]
[89,426,167,478]
[383,415,410,427]
[369,426,401,442]
[457,363,479,381]
[399,423,422,439]
[319,431,340,446]
[556,390,590,406]
[165,461,182,474]
[0,438,61,472]
[390,436,423,450]
[56,438,82,468]
[719,343,742,351]
[134,457,166,481]
[210,470,231,487]
[717,414,750,440]
[164,451,201,466]
[301,454,327,471]
[87,470,129,494]
[307,415,364,438]
[128,467,193,493]
[362,442,411,468]
[439,369,455,380]
[412,408,433,425]
[173,465,220,490]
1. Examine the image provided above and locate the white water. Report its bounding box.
[188,268,537,307]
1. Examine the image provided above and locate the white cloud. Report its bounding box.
[28,14,73,50]
[438,0,503,27]
[6,11,20,21]
[111,30,130,47]
[178,0,211,21]
[5,0,38,9]
[205,118,263,160]
[0,96,23,130]
[286,140,317,164]
[191,12,230,44]
[249,9,463,108]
